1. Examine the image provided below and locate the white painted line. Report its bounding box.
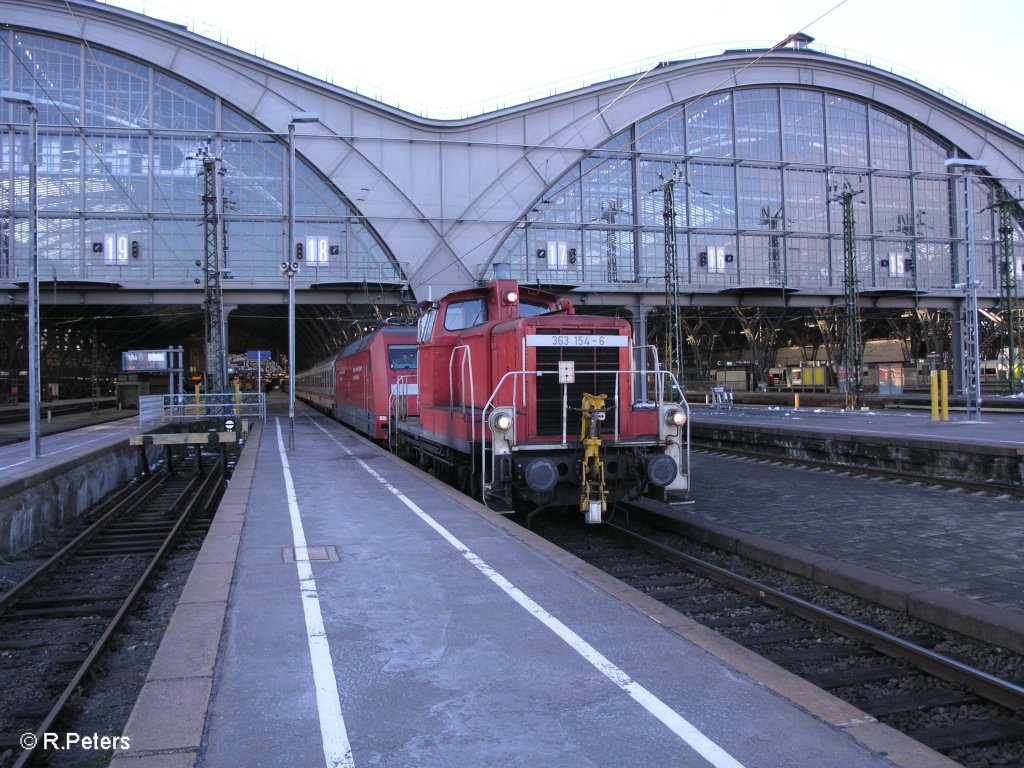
[312,420,744,768]
[275,418,354,768]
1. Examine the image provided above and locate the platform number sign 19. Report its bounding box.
[104,233,130,264]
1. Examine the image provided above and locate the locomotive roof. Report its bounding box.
[339,323,417,360]
[425,280,570,310]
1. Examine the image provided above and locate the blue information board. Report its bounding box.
[122,349,170,372]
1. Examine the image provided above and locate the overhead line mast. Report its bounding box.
[655,167,684,379]
[830,181,864,410]
[994,187,1023,394]
[194,142,228,393]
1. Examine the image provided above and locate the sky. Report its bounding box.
[98,0,1024,131]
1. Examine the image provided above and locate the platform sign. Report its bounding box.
[122,349,170,372]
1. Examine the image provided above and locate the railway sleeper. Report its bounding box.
[1,616,110,631]
[105,522,179,532]
[645,585,717,602]
[805,663,914,689]
[88,531,174,543]
[79,548,163,558]
[602,562,680,579]
[849,687,983,717]
[699,610,786,630]
[0,652,85,670]
[87,536,174,548]
[4,603,120,619]
[8,593,125,608]
[666,596,756,614]
[732,626,828,645]
[628,573,702,589]
[907,716,1024,751]
[6,701,55,719]
[763,644,874,666]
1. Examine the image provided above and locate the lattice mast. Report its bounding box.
[196,143,228,392]
[831,182,864,409]
[996,188,1023,394]
[656,169,683,378]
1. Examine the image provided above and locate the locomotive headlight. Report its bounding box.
[503,290,519,305]
[490,410,513,432]
[665,407,686,427]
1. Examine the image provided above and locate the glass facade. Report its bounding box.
[0,31,400,286]
[497,87,1022,296]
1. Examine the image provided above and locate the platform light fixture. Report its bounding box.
[285,111,319,450]
[3,91,40,459]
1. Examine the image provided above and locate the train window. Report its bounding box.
[519,301,551,317]
[444,298,488,331]
[418,307,437,343]
[388,345,418,370]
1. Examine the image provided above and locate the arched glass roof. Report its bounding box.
[0,30,398,289]
[494,87,1023,297]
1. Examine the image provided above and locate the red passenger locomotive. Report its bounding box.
[295,323,418,441]
[298,268,690,523]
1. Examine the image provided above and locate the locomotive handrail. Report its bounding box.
[479,366,690,504]
[450,346,473,415]
[388,373,418,451]
[635,345,664,403]
[448,344,475,447]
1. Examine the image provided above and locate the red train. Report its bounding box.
[295,323,419,441]
[298,270,690,523]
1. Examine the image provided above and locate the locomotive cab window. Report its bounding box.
[388,345,418,370]
[444,298,488,331]
[418,307,437,343]
[519,300,552,318]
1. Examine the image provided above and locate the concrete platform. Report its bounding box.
[663,406,1024,656]
[690,403,1024,485]
[110,399,954,768]
[0,414,157,554]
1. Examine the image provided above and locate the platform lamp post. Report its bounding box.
[284,111,319,450]
[3,91,40,459]
[946,157,987,422]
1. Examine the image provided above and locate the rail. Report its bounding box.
[139,392,265,425]
[608,519,1024,714]
[7,455,223,768]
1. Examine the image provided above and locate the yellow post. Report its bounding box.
[794,392,800,409]
[194,383,201,417]
[579,393,608,523]
[940,369,949,421]
[235,379,242,417]
[930,370,939,422]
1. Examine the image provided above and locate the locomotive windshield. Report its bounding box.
[388,345,418,370]
[444,298,488,331]
[519,301,551,317]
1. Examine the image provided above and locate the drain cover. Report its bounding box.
[282,545,340,563]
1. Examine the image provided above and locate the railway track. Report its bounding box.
[691,443,1024,500]
[0,452,224,768]
[530,512,1024,767]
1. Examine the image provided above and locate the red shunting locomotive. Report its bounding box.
[298,267,690,523]
[390,267,690,523]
